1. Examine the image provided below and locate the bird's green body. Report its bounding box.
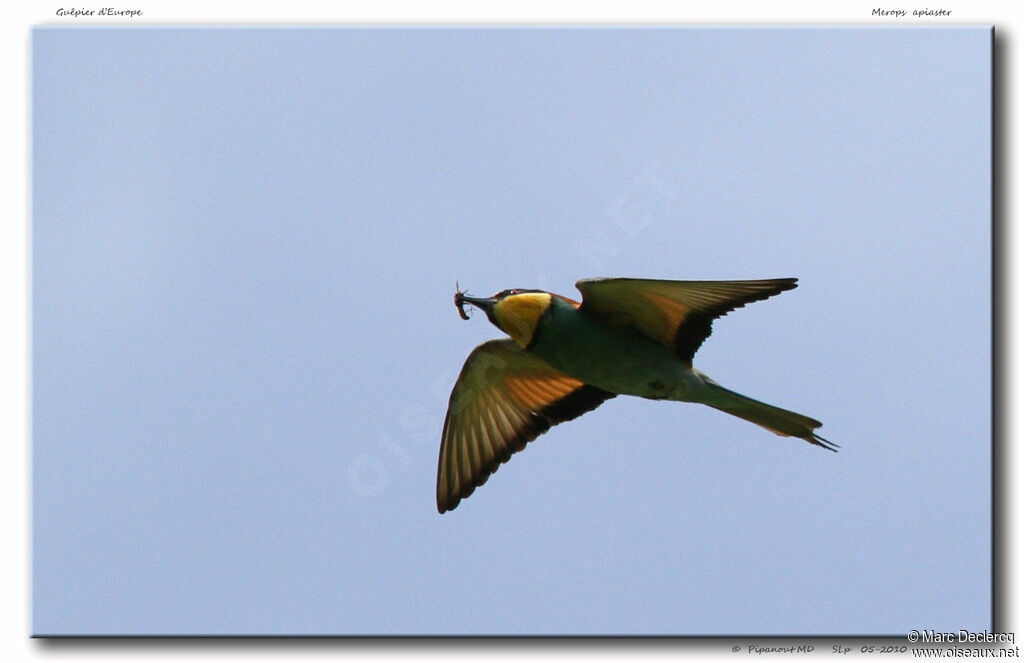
[529,296,702,401]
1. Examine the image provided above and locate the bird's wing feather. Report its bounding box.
[437,338,615,513]
[575,277,798,363]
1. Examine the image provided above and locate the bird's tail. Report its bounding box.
[698,379,837,451]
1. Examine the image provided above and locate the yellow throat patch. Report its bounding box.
[493,292,552,347]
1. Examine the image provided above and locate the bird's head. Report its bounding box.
[455,287,553,348]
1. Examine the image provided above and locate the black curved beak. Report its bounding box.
[454,290,497,320]
[460,295,496,311]
[458,293,497,315]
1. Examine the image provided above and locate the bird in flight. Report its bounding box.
[437,277,833,513]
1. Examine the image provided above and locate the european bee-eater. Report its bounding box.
[437,278,833,513]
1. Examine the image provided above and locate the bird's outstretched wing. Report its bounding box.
[575,278,798,363]
[437,339,615,513]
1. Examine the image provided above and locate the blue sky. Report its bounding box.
[32,27,991,635]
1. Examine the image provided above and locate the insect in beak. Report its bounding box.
[454,282,471,320]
